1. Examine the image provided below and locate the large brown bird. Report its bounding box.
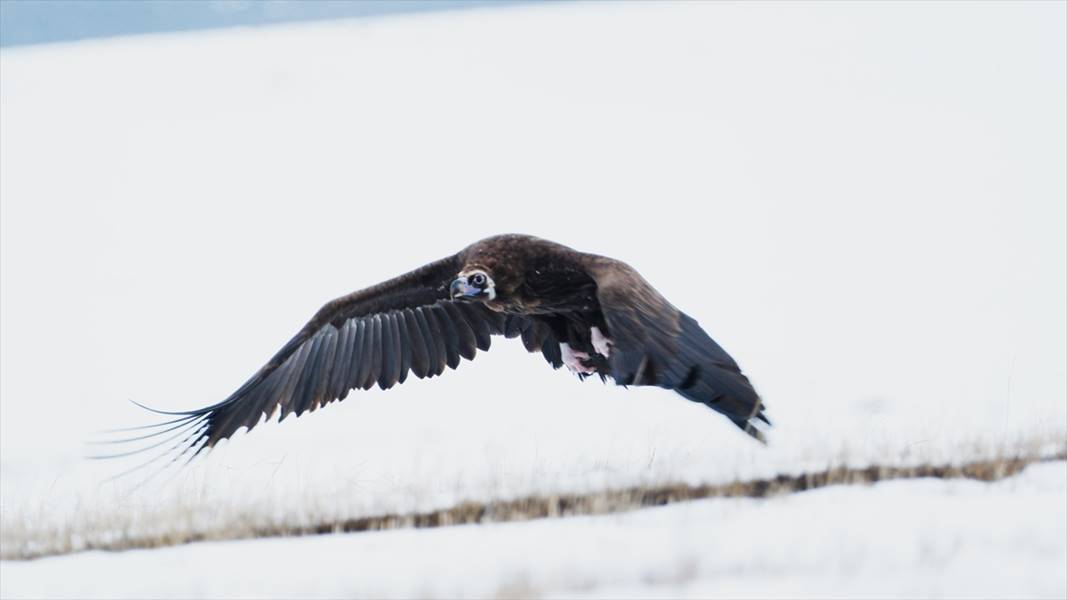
[110,234,768,465]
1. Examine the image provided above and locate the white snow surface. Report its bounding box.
[1,0,1065,595]
[3,462,1065,599]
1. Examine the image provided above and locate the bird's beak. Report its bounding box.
[450,277,476,300]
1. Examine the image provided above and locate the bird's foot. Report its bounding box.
[591,326,613,357]
[560,343,596,374]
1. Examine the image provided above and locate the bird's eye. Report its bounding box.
[470,273,487,287]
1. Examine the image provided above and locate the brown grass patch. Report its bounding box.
[4,450,1062,561]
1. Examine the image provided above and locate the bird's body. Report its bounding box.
[467,235,610,371]
[114,234,768,465]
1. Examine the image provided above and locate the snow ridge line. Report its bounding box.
[6,451,1064,561]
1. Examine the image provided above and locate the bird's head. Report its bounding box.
[449,268,496,302]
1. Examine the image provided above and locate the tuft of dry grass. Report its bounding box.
[3,449,1063,562]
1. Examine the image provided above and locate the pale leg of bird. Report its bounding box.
[560,342,596,374]
[591,326,613,357]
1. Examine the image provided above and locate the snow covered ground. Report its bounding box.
[3,462,1064,599]
[1,0,1065,596]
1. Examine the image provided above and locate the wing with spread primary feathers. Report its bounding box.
[98,253,555,469]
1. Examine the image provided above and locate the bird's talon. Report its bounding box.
[591,326,613,357]
[561,343,596,374]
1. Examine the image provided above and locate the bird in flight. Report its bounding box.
[105,234,768,469]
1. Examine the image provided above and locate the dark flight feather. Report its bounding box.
[438,305,461,368]
[413,307,441,377]
[378,314,398,390]
[366,316,383,390]
[327,320,354,400]
[503,314,526,339]
[403,310,430,379]
[356,317,376,390]
[520,322,544,353]
[458,303,492,351]
[421,306,449,377]
[338,319,361,396]
[395,312,412,385]
[348,319,367,392]
[443,302,478,361]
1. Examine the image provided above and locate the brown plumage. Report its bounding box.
[105,234,768,467]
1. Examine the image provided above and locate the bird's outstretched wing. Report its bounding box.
[585,258,769,441]
[101,253,555,467]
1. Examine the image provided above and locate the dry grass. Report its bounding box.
[4,448,1063,562]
